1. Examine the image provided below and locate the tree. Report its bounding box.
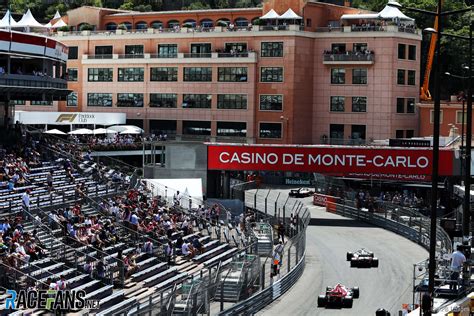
[184,1,210,10]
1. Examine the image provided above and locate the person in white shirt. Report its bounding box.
[181,242,190,258]
[21,190,30,219]
[173,191,181,206]
[450,246,467,290]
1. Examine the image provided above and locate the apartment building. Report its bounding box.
[17,0,421,144]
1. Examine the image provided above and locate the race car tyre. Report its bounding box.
[350,259,357,267]
[352,287,360,298]
[346,252,353,261]
[372,258,379,268]
[317,295,327,307]
[343,296,353,308]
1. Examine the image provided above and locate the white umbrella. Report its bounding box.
[108,125,144,133]
[44,129,66,135]
[93,128,118,135]
[120,129,142,135]
[68,128,93,135]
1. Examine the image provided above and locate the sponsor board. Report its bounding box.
[207,144,453,176]
[313,193,337,213]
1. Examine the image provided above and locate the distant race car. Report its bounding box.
[347,248,379,268]
[317,284,359,308]
[288,188,314,198]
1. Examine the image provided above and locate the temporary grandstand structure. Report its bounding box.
[145,178,204,208]
[0,10,18,28]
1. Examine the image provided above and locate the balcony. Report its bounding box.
[0,74,69,99]
[315,24,420,35]
[83,52,257,64]
[323,51,375,65]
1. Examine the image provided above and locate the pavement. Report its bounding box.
[258,195,428,316]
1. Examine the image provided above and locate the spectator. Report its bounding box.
[57,275,67,290]
[165,240,174,265]
[277,221,285,243]
[21,189,30,219]
[450,246,466,291]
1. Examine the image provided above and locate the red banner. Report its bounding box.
[313,193,338,212]
[207,144,453,176]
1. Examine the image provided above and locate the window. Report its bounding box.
[396,98,405,113]
[331,43,346,53]
[218,67,247,82]
[217,122,247,137]
[261,42,283,57]
[31,100,52,106]
[407,70,416,85]
[190,43,211,57]
[353,43,367,52]
[456,111,467,124]
[406,130,414,138]
[398,43,406,59]
[151,67,177,81]
[330,124,344,139]
[351,125,366,140]
[183,121,211,135]
[430,110,443,123]
[306,19,312,27]
[217,94,247,109]
[352,68,367,84]
[396,130,404,138]
[11,100,25,105]
[352,97,367,112]
[68,47,78,60]
[158,44,177,58]
[260,67,283,82]
[330,96,345,112]
[183,67,212,82]
[117,93,144,107]
[408,45,416,60]
[67,92,78,107]
[150,120,177,136]
[150,93,177,108]
[224,42,247,53]
[259,122,282,139]
[87,93,112,107]
[67,68,78,81]
[182,94,212,108]
[397,69,405,85]
[331,68,345,84]
[95,45,113,58]
[118,68,144,81]
[125,45,144,57]
[407,98,415,113]
[88,68,113,82]
[260,95,283,111]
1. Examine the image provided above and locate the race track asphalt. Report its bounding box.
[259,196,428,316]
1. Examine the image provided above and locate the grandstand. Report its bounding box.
[0,130,266,315]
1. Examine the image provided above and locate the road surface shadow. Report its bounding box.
[309,218,377,228]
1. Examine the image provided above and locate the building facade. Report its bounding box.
[16,0,421,144]
[418,99,467,137]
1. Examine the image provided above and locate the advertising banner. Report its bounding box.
[313,193,338,213]
[207,144,453,176]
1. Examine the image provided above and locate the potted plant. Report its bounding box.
[116,23,127,34]
[57,25,70,35]
[79,23,94,35]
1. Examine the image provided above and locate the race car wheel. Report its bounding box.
[346,252,353,261]
[372,258,379,268]
[317,295,327,307]
[352,287,360,298]
[343,296,353,308]
[350,259,357,267]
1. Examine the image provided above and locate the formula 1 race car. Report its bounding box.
[347,248,379,268]
[288,188,314,198]
[317,284,359,308]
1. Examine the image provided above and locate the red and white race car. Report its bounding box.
[317,283,359,308]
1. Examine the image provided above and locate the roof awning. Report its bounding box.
[260,9,280,19]
[278,8,302,19]
[341,13,379,20]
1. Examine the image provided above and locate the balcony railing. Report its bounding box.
[183,53,212,58]
[217,52,249,58]
[314,24,420,35]
[0,74,67,90]
[323,52,375,63]
[118,54,145,59]
[83,52,257,62]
